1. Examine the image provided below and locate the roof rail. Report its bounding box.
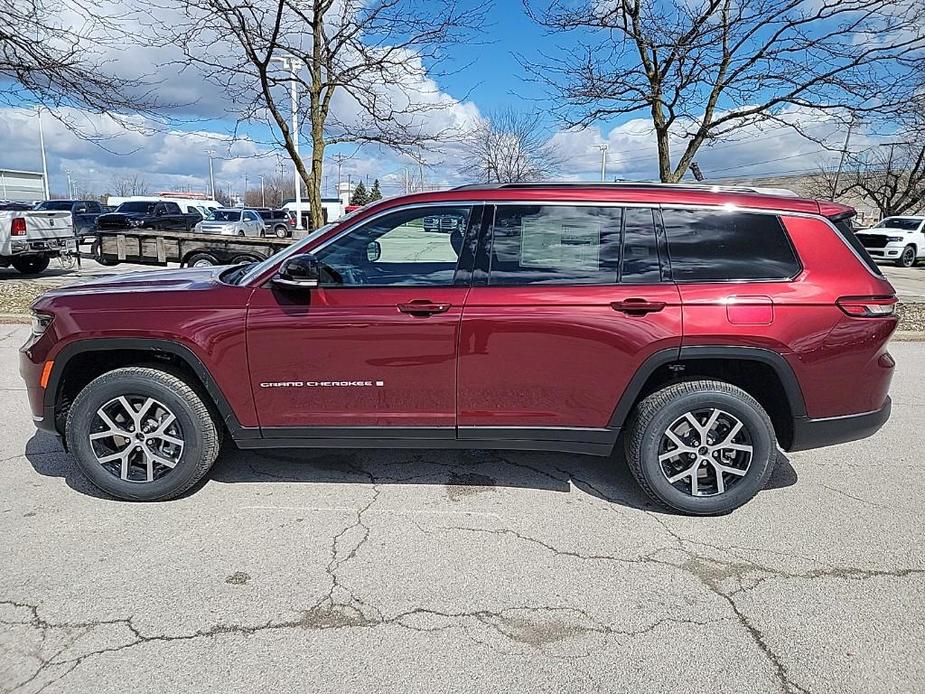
[451,181,798,196]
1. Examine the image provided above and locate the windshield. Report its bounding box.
[208,209,242,222]
[873,218,921,231]
[37,201,74,211]
[117,201,155,214]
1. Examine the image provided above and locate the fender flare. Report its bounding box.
[44,338,254,438]
[608,346,807,428]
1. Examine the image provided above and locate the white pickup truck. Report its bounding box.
[0,205,76,275]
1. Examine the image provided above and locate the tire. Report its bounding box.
[89,239,119,266]
[65,367,220,501]
[624,380,777,515]
[231,254,259,264]
[896,245,917,268]
[274,225,289,238]
[185,252,219,268]
[11,255,50,275]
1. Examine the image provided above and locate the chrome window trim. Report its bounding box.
[243,197,879,285]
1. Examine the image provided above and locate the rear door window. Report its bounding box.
[662,209,800,281]
[487,205,623,285]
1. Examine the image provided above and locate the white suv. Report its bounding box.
[856,216,925,267]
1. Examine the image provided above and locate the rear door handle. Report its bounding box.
[611,298,667,314]
[398,300,451,316]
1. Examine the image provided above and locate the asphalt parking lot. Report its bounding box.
[0,317,923,692]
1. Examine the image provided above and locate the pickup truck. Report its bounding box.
[0,205,76,274]
[34,199,104,237]
[96,200,201,232]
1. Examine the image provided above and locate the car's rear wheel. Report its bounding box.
[624,380,777,515]
[274,225,289,238]
[65,367,220,501]
[897,245,917,268]
[11,255,50,275]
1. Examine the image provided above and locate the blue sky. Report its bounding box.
[0,1,864,198]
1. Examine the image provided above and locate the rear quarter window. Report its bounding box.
[834,217,883,277]
[662,209,801,281]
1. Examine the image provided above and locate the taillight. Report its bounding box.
[836,295,897,317]
[11,217,26,236]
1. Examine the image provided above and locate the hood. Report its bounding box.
[42,266,221,298]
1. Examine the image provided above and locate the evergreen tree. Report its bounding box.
[350,181,369,206]
[369,179,383,201]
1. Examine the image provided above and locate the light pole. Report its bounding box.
[36,107,50,200]
[64,169,73,198]
[260,175,265,207]
[597,144,609,182]
[271,56,304,229]
[207,150,216,200]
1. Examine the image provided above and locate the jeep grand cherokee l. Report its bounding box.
[20,183,897,514]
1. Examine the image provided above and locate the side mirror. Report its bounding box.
[273,253,320,289]
[367,241,381,262]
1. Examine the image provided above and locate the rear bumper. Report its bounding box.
[788,397,891,452]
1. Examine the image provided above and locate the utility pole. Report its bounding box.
[597,144,609,182]
[271,56,304,229]
[831,117,857,201]
[207,150,216,200]
[36,107,50,200]
[333,154,347,190]
[243,173,248,206]
[64,169,73,198]
[260,175,265,207]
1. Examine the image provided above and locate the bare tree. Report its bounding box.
[160,0,487,228]
[524,0,925,182]
[1,0,159,122]
[110,175,151,197]
[461,108,562,183]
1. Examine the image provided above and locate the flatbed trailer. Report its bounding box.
[94,229,295,267]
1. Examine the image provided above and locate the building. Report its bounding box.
[0,169,45,202]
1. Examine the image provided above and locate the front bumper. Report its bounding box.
[788,397,891,452]
[864,242,906,260]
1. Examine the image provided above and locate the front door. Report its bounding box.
[246,204,477,435]
[457,203,683,438]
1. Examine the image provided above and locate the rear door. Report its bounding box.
[457,203,682,440]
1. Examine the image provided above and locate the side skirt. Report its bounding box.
[235,426,619,457]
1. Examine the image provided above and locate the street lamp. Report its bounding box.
[259,175,266,207]
[597,144,609,182]
[36,107,50,200]
[64,168,73,198]
[271,55,304,229]
[207,149,216,200]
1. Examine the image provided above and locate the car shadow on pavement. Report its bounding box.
[24,433,798,514]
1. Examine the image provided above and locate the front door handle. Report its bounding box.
[611,298,667,315]
[398,300,451,316]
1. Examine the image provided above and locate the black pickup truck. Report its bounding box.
[96,200,201,232]
[34,199,103,237]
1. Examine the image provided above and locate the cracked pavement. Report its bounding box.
[0,324,923,693]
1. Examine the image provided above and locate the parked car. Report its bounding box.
[0,206,75,274]
[96,200,200,232]
[257,208,295,238]
[195,208,265,237]
[22,183,897,513]
[423,214,464,233]
[855,216,925,267]
[34,199,104,237]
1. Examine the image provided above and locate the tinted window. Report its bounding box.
[621,207,661,283]
[874,218,921,230]
[163,202,181,214]
[210,209,242,222]
[314,206,470,287]
[116,201,155,214]
[488,205,623,285]
[86,201,101,212]
[837,218,882,276]
[662,209,800,281]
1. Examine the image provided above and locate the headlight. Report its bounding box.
[886,236,904,242]
[31,311,53,339]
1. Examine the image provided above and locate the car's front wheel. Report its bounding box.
[897,245,917,268]
[624,380,777,515]
[65,367,220,501]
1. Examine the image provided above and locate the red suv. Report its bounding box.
[20,183,897,514]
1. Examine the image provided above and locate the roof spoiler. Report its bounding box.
[818,200,856,220]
